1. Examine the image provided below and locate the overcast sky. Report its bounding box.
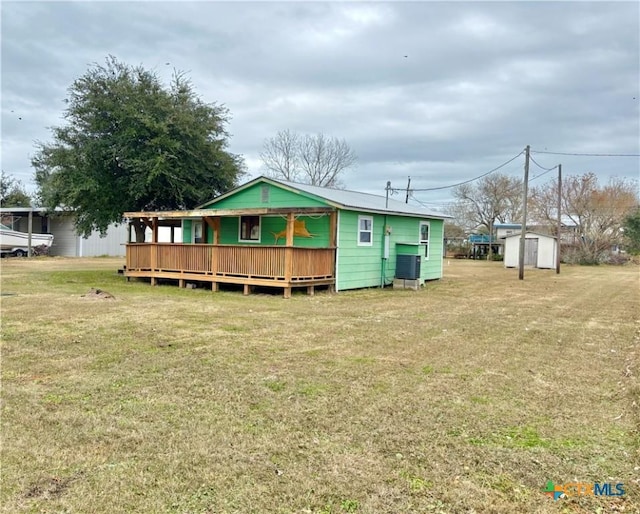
[2,1,639,210]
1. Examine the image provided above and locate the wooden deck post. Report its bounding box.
[329,210,337,247]
[284,213,295,298]
[207,216,221,276]
[150,245,158,275]
[329,210,338,284]
[151,218,158,243]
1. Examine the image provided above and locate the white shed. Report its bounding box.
[503,232,557,269]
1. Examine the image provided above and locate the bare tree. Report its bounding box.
[260,130,356,187]
[449,173,523,248]
[530,173,638,263]
[259,129,300,182]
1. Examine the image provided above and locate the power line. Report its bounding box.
[528,155,558,182]
[529,155,557,172]
[531,149,640,157]
[390,149,525,193]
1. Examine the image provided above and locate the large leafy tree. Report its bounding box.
[0,172,32,208]
[33,56,245,241]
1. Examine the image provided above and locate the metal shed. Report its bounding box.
[0,207,127,257]
[503,232,557,269]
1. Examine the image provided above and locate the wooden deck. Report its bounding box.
[125,244,336,298]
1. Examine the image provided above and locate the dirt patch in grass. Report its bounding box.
[1,257,638,513]
[23,471,84,500]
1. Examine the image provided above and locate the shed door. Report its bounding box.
[524,238,538,266]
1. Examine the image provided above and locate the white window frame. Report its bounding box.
[239,215,261,243]
[192,221,204,244]
[419,221,430,259]
[358,215,373,246]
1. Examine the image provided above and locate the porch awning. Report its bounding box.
[124,207,335,219]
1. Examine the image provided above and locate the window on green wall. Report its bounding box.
[419,221,430,258]
[239,216,261,242]
[193,221,203,243]
[358,215,373,246]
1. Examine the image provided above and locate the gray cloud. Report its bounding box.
[2,1,638,208]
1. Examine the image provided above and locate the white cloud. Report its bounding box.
[1,1,638,203]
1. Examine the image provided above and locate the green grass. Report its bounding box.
[1,257,638,513]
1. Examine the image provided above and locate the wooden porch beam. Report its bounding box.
[284,212,294,286]
[203,216,217,231]
[139,217,153,229]
[285,212,295,247]
[124,207,334,218]
[212,217,220,245]
[329,211,337,247]
[151,218,158,243]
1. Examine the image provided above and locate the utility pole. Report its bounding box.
[488,219,493,260]
[556,164,562,274]
[518,145,530,280]
[385,181,391,209]
[405,176,411,204]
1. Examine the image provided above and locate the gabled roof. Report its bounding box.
[199,176,450,219]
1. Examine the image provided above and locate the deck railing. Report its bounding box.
[126,244,335,281]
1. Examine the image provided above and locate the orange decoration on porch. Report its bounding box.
[273,219,314,243]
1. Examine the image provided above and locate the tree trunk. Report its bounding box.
[132,219,147,243]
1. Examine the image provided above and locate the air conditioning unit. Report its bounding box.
[395,254,421,280]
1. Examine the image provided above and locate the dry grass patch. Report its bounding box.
[1,257,638,513]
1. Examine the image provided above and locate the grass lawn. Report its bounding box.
[1,257,638,513]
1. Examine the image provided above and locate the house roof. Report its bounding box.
[200,176,450,219]
[494,223,523,229]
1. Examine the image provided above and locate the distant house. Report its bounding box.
[503,232,557,269]
[123,176,450,297]
[495,219,579,244]
[0,207,127,257]
[494,223,523,240]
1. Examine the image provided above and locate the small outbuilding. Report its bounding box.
[503,232,557,269]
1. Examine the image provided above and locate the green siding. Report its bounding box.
[207,183,329,210]
[336,211,444,291]
[423,220,444,281]
[217,215,330,246]
[336,211,386,291]
[181,179,444,291]
[183,215,330,247]
[181,220,213,244]
[182,220,191,243]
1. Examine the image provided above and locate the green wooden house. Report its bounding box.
[124,176,449,297]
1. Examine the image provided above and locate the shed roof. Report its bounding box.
[200,176,450,219]
[502,231,557,240]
